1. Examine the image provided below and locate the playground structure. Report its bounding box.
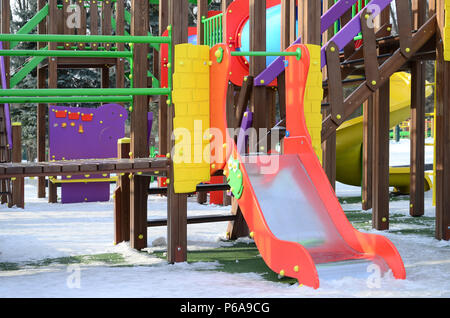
[0,0,448,288]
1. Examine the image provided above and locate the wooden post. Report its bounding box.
[249,0,267,151]
[116,0,125,105]
[130,0,151,250]
[197,0,208,45]
[48,0,58,204]
[362,96,374,210]
[298,0,321,45]
[167,0,189,263]
[409,0,427,217]
[321,0,337,190]
[277,0,293,124]
[11,123,24,208]
[435,0,450,240]
[371,7,391,230]
[37,0,46,199]
[114,138,131,244]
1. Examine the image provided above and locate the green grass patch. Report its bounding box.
[0,253,127,271]
[153,243,297,285]
[0,262,21,271]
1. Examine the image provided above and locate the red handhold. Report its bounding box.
[81,113,93,121]
[68,112,80,120]
[55,110,67,118]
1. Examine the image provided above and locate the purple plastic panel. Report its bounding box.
[49,103,128,203]
[253,37,302,87]
[254,0,392,85]
[321,0,359,33]
[321,0,393,68]
[237,108,253,154]
[0,42,12,149]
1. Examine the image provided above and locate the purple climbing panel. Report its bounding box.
[237,108,253,154]
[49,103,128,203]
[0,42,12,149]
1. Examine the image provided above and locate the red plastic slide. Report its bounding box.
[209,43,406,289]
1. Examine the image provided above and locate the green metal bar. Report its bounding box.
[0,34,170,44]
[56,45,118,51]
[0,96,132,104]
[0,49,133,58]
[231,51,301,58]
[10,56,46,88]
[10,4,49,49]
[9,45,49,88]
[0,88,171,97]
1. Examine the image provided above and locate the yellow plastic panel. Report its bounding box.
[304,44,324,163]
[445,0,450,61]
[172,44,211,193]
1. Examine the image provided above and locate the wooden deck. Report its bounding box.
[0,157,170,179]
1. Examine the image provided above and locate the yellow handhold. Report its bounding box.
[128,152,133,157]
[249,231,254,238]
[279,270,285,277]
[382,217,387,222]
[138,234,144,240]
[166,178,171,184]
[294,265,299,272]
[372,80,377,86]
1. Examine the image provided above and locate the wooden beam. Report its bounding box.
[372,81,390,230]
[115,0,125,105]
[249,0,267,151]
[11,124,24,208]
[409,0,427,217]
[37,0,46,199]
[298,0,321,45]
[197,0,208,45]
[167,0,189,263]
[321,0,337,189]
[114,140,131,244]
[434,0,450,240]
[130,0,150,250]
[362,96,374,210]
[48,0,58,204]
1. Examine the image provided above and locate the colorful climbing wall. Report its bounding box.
[49,103,128,203]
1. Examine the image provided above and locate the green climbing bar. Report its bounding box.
[0,88,170,97]
[0,49,133,58]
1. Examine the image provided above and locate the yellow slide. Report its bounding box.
[336,72,433,194]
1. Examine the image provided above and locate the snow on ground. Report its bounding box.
[0,139,449,298]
